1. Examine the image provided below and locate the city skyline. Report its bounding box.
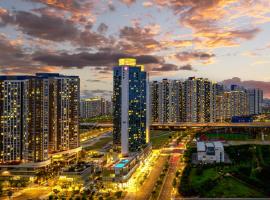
[1,0,270,99]
[1,1,270,199]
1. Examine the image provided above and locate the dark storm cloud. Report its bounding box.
[118,26,161,54]
[179,64,194,71]
[152,63,194,71]
[33,51,161,68]
[13,11,78,42]
[0,10,109,47]
[108,3,116,11]
[0,34,33,67]
[175,51,215,62]
[152,64,179,71]
[97,23,109,34]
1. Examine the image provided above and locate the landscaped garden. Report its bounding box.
[178,145,270,198]
[84,136,112,151]
[150,130,190,149]
[205,132,253,140]
[150,130,176,149]
[81,115,112,123]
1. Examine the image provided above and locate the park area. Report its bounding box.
[84,136,112,151]
[205,132,252,140]
[178,145,270,198]
[150,130,177,149]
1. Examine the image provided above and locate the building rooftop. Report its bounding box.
[197,141,224,152]
[213,141,224,150]
[114,158,131,169]
[205,142,215,148]
[197,142,206,152]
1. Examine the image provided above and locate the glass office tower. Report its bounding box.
[113,58,149,156]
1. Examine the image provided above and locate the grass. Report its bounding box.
[81,115,112,123]
[206,177,264,198]
[84,137,112,151]
[189,168,219,186]
[186,166,266,198]
[203,133,252,140]
[180,145,270,198]
[150,131,175,149]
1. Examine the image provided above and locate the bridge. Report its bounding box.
[151,122,270,129]
[80,123,113,128]
[80,122,270,129]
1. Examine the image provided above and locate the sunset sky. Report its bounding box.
[0,0,270,98]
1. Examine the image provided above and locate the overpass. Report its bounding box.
[80,122,270,129]
[80,122,113,128]
[151,122,270,129]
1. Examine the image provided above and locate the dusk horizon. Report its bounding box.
[1,0,270,98]
[1,1,270,200]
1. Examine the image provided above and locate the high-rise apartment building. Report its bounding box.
[183,77,198,122]
[215,90,249,122]
[182,77,215,123]
[0,76,30,164]
[169,80,183,123]
[105,100,113,116]
[215,95,225,122]
[80,97,108,119]
[150,78,263,123]
[113,58,149,156]
[229,90,249,117]
[0,73,80,164]
[150,81,159,123]
[150,77,215,123]
[247,89,263,115]
[150,79,184,124]
[158,79,170,123]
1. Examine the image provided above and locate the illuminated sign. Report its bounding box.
[119,58,136,66]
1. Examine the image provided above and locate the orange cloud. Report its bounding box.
[153,0,267,49]
[120,0,136,6]
[30,0,96,24]
[143,2,153,7]
[1,65,59,75]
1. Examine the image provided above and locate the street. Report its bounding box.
[124,154,168,200]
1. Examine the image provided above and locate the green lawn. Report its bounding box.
[85,137,112,151]
[190,168,219,186]
[150,131,175,149]
[185,166,266,198]
[206,177,264,198]
[81,115,112,123]
[179,145,270,197]
[204,133,252,140]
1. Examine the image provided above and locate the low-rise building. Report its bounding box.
[197,141,224,163]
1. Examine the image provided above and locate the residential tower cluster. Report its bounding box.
[0,73,80,165]
[150,78,263,124]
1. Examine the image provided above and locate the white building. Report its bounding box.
[197,141,224,163]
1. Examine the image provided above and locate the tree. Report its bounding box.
[53,189,60,198]
[172,178,177,188]
[115,191,122,198]
[7,190,13,200]
[175,170,180,177]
